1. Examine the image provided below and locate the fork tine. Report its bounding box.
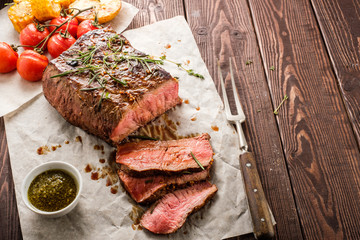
[217,60,232,118]
[229,58,246,121]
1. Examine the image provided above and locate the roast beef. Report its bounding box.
[116,133,214,175]
[140,181,217,234]
[42,27,181,144]
[118,167,210,204]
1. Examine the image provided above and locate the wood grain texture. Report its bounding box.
[248,0,360,239]
[183,1,302,239]
[310,0,360,148]
[126,0,184,29]
[0,117,22,240]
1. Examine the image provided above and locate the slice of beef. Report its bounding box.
[42,27,181,144]
[118,167,210,204]
[140,181,217,234]
[116,133,214,175]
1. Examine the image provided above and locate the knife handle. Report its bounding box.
[240,151,275,239]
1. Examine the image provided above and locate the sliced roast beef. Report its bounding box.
[118,167,210,204]
[116,133,214,175]
[42,27,181,144]
[140,181,217,234]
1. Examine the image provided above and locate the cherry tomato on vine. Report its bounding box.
[20,23,50,50]
[77,20,100,38]
[0,42,18,73]
[47,33,76,58]
[49,16,79,38]
[17,50,49,82]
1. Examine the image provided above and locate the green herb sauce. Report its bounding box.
[28,169,77,212]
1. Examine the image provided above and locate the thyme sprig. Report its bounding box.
[159,55,204,79]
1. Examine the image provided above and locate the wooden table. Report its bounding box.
[1,0,360,239]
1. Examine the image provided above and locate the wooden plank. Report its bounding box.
[183,1,303,239]
[310,0,360,148]
[248,0,360,239]
[127,0,184,29]
[0,117,22,240]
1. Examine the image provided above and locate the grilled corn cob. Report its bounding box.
[8,0,34,32]
[31,0,61,22]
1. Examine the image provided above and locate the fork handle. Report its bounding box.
[240,151,275,239]
[235,121,248,151]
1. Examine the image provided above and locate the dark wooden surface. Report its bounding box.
[1,0,360,239]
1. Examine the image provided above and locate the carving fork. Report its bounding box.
[218,58,275,239]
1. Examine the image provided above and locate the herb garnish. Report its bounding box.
[190,151,205,170]
[269,66,275,71]
[51,33,205,109]
[273,94,288,115]
[158,55,204,79]
[97,91,110,109]
[246,60,253,65]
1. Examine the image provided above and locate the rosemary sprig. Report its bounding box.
[77,46,100,65]
[274,94,288,115]
[80,86,104,91]
[107,34,121,52]
[109,74,127,86]
[97,91,110,110]
[88,72,100,85]
[190,151,205,170]
[51,65,100,78]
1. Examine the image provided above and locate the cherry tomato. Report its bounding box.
[0,42,18,73]
[49,16,79,38]
[17,50,49,82]
[20,23,50,50]
[77,20,100,38]
[47,33,76,58]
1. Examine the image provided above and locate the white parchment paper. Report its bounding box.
[0,2,139,117]
[5,16,254,239]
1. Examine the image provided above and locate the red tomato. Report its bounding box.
[77,20,100,38]
[49,16,79,38]
[20,23,50,50]
[47,33,76,58]
[0,42,18,73]
[17,50,49,82]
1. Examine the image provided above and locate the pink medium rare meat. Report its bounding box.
[118,167,210,204]
[116,133,214,175]
[140,181,217,234]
